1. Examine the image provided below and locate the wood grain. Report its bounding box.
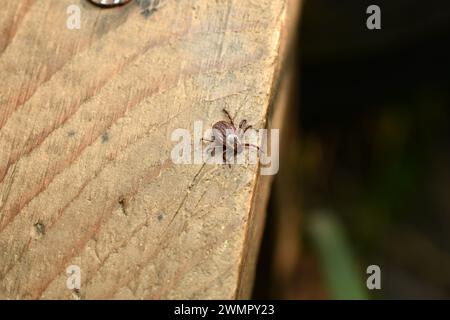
[0,0,300,299]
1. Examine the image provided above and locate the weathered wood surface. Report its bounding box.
[0,0,300,299]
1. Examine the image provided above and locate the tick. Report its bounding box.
[202,109,261,166]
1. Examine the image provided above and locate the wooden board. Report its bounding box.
[0,0,300,299]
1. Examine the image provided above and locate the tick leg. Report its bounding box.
[244,143,262,153]
[238,119,253,133]
[222,108,235,127]
[200,138,216,160]
[201,138,215,155]
[222,150,232,168]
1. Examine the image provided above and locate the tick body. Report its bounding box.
[203,109,260,165]
[88,0,133,7]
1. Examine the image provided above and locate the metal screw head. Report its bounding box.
[87,0,133,7]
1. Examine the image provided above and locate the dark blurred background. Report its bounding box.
[253,0,450,299]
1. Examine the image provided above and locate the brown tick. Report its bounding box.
[202,109,261,166]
